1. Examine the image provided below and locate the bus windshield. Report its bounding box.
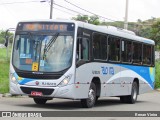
[13,33,74,72]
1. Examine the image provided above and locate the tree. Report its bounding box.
[72,14,89,22]
[72,14,100,25]
[0,30,5,44]
[88,15,100,25]
[150,19,160,49]
[137,19,142,23]
[0,30,13,44]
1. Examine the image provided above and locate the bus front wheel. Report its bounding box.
[81,82,96,108]
[33,98,47,105]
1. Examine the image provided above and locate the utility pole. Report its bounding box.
[50,0,53,19]
[124,0,129,29]
[41,0,54,19]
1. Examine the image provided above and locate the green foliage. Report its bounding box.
[0,30,14,44]
[72,14,100,25]
[155,62,160,88]
[88,15,100,25]
[72,14,89,22]
[0,30,5,44]
[0,48,11,93]
[0,61,9,93]
[101,21,124,28]
[150,19,160,48]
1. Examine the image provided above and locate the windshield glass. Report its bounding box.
[13,33,74,72]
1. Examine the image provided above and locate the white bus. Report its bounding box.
[9,20,155,108]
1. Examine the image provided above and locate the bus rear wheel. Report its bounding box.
[81,82,96,108]
[33,98,47,105]
[120,81,138,104]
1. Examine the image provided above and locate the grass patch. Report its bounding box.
[0,48,11,93]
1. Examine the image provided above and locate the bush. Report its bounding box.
[155,61,160,88]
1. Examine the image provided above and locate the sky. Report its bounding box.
[0,0,160,30]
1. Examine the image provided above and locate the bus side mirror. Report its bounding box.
[4,36,9,47]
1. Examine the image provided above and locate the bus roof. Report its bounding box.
[18,19,155,45]
[76,21,155,45]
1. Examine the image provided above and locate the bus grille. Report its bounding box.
[20,87,54,95]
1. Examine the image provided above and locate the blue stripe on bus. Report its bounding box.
[14,72,33,85]
[120,64,155,88]
[18,79,33,85]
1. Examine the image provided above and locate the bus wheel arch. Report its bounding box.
[81,82,96,108]
[133,78,139,95]
[120,78,139,104]
[92,77,101,101]
[80,77,101,108]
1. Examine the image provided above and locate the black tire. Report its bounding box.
[128,81,138,104]
[81,82,96,108]
[33,98,47,105]
[120,96,127,103]
[120,82,138,104]
[95,96,99,103]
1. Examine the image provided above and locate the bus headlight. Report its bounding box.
[58,75,72,87]
[10,73,18,84]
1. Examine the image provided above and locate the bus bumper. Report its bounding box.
[10,82,90,99]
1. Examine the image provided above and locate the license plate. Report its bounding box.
[31,91,42,96]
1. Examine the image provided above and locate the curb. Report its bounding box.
[0,93,12,98]
[0,93,28,98]
[2,93,11,97]
[156,89,160,92]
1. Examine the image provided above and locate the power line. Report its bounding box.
[0,0,39,5]
[53,3,84,15]
[1,3,17,20]
[46,2,76,16]
[54,7,76,16]
[64,0,116,22]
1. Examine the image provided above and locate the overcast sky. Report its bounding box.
[0,0,160,30]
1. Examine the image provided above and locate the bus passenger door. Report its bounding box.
[75,37,91,98]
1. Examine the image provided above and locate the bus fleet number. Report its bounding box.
[101,66,114,75]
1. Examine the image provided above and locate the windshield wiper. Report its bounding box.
[43,33,59,59]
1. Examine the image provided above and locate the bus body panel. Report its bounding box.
[75,62,154,97]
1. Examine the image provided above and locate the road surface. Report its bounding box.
[0,90,160,119]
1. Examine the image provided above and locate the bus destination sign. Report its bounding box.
[17,22,74,32]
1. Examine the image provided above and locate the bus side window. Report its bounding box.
[133,42,142,64]
[108,36,120,61]
[121,39,132,63]
[76,37,89,61]
[82,38,89,60]
[143,44,151,65]
[93,33,107,60]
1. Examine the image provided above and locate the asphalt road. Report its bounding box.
[0,90,160,120]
